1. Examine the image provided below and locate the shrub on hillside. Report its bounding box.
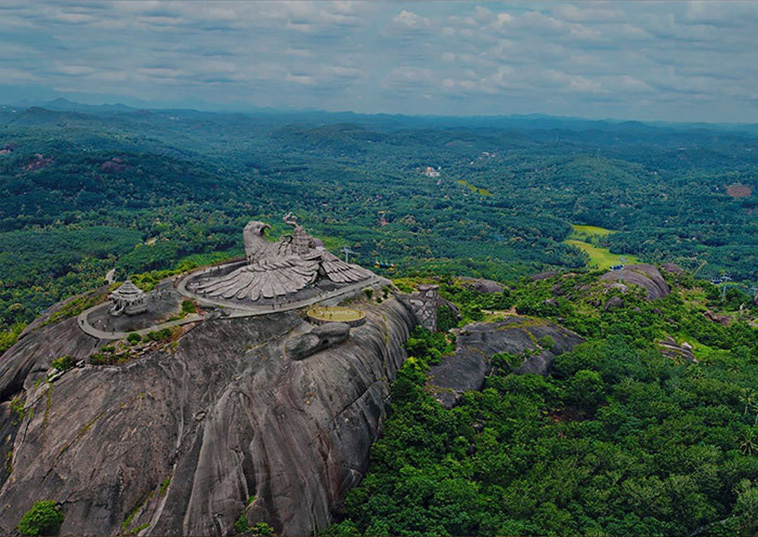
[17,500,63,536]
[50,356,75,372]
[127,332,142,345]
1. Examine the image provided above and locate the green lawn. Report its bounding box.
[568,224,616,241]
[564,239,639,270]
[564,224,639,270]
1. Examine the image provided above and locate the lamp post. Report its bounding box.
[341,247,355,263]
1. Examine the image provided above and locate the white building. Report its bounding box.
[109,279,149,316]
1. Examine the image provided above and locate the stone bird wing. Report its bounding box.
[317,250,373,284]
[196,258,319,302]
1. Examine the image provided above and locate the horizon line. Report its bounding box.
[3,97,758,129]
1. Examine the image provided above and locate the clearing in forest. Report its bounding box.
[568,224,615,240]
[457,180,493,196]
[565,224,639,270]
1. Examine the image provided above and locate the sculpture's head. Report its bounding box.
[244,221,271,237]
[283,212,298,226]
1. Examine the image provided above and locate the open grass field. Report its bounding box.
[457,179,493,196]
[564,223,639,270]
[564,239,639,270]
[568,224,616,241]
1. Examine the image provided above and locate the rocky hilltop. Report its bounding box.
[599,263,670,300]
[0,260,591,536]
[0,297,416,536]
[429,317,583,408]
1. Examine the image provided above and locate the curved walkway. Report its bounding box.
[78,275,385,341]
[76,308,205,340]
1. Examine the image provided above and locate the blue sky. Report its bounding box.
[1,1,757,122]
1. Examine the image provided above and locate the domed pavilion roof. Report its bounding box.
[110,279,145,302]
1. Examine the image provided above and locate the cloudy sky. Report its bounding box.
[1,1,757,122]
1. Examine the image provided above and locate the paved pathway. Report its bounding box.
[76,309,205,340]
[78,275,384,341]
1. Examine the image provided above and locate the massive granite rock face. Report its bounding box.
[599,264,670,300]
[0,298,416,536]
[429,317,583,408]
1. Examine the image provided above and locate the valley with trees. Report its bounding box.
[4,1,758,535]
[2,104,758,536]
[2,105,758,350]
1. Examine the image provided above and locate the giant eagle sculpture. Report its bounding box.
[195,214,371,302]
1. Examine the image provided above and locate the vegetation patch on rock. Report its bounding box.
[17,500,63,536]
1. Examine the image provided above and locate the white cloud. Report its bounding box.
[392,10,431,30]
[285,73,316,86]
[137,67,185,79]
[0,1,757,121]
[684,1,758,27]
[552,4,621,23]
[0,66,40,82]
[52,64,97,76]
[53,11,96,24]
[285,48,312,58]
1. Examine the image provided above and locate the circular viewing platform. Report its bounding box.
[307,306,365,327]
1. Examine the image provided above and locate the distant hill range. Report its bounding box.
[4,98,758,135]
[11,98,136,115]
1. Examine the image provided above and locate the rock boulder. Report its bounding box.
[428,317,583,408]
[604,296,625,311]
[659,336,696,362]
[286,322,351,360]
[661,263,684,275]
[599,264,670,300]
[459,277,504,294]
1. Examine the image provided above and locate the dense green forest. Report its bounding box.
[328,272,758,537]
[3,103,758,349]
[3,103,758,535]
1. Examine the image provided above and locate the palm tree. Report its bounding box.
[740,429,757,456]
[741,389,756,418]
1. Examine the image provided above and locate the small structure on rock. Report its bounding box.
[108,279,148,316]
[307,306,365,327]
